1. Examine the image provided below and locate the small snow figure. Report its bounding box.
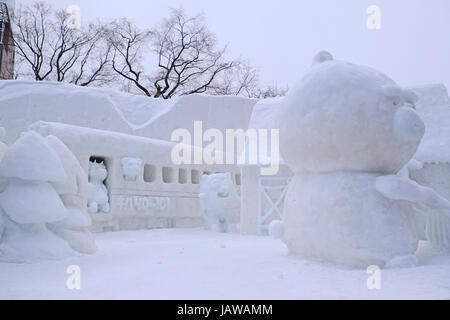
[199,173,239,233]
[273,52,450,268]
[88,160,110,214]
[121,157,142,182]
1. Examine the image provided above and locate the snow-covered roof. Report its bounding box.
[408,84,450,164]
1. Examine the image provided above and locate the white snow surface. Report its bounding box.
[0,217,76,263]
[0,80,257,145]
[410,84,450,164]
[0,131,66,182]
[0,179,68,224]
[0,228,449,300]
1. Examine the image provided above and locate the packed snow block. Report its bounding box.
[0,178,69,224]
[0,131,66,182]
[276,51,450,268]
[199,173,240,233]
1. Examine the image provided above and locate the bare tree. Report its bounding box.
[110,9,238,99]
[256,83,289,99]
[151,8,235,99]
[13,1,114,86]
[210,60,260,97]
[13,2,54,80]
[109,18,153,96]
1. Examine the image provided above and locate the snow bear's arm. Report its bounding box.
[375,175,450,218]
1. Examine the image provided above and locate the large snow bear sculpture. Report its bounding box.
[199,173,240,233]
[88,161,110,214]
[272,52,450,268]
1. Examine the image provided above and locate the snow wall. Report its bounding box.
[0,80,258,145]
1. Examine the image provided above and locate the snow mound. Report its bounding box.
[0,131,66,182]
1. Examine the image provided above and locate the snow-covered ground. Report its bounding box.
[1,228,449,300]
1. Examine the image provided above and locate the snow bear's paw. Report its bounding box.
[269,220,284,239]
[385,254,418,269]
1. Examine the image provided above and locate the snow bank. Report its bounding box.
[0,80,257,145]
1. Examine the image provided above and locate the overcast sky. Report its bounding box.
[17,0,450,90]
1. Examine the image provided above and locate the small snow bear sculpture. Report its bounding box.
[199,173,240,233]
[121,157,142,182]
[272,51,450,268]
[88,161,110,214]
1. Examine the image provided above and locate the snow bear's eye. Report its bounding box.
[392,97,403,106]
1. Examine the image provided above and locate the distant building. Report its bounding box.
[0,0,14,80]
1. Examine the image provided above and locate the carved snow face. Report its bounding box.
[121,157,142,182]
[88,161,108,183]
[280,53,425,175]
[200,173,236,202]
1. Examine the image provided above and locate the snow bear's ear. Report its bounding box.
[312,51,333,66]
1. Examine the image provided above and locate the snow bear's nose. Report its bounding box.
[393,107,425,143]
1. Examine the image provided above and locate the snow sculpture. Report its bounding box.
[121,157,142,182]
[400,160,450,253]
[0,131,76,262]
[199,173,240,233]
[0,127,8,194]
[271,52,450,268]
[88,160,110,214]
[45,135,96,254]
